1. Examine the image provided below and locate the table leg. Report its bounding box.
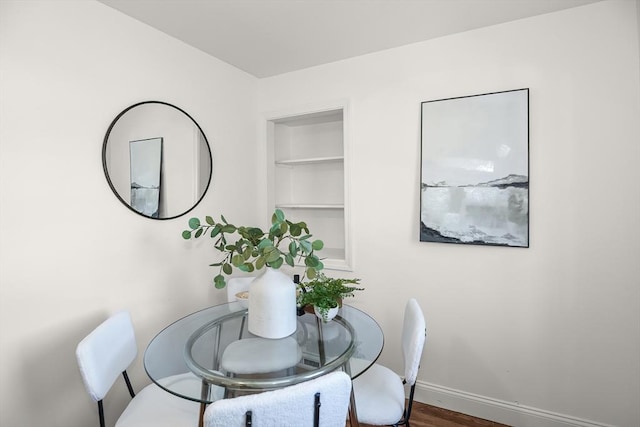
[342,362,360,427]
[198,402,206,427]
[199,380,209,427]
[316,316,326,366]
[348,386,360,427]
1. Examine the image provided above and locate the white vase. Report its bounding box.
[314,305,339,322]
[248,268,297,339]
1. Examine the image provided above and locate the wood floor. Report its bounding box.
[351,401,510,427]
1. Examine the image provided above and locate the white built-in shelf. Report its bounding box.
[266,104,351,271]
[318,247,346,262]
[275,156,344,166]
[275,204,344,209]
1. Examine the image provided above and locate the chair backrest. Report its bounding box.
[204,371,352,427]
[76,311,138,401]
[401,298,426,386]
[226,277,255,303]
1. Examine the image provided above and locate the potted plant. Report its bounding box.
[297,273,363,322]
[182,209,326,338]
[181,209,325,289]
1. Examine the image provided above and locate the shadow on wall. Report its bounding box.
[17,311,120,427]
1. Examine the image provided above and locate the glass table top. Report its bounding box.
[144,302,384,403]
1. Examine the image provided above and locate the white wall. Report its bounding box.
[258,1,640,426]
[1,1,639,427]
[0,1,259,426]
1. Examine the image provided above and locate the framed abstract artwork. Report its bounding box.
[420,89,529,247]
[130,137,163,219]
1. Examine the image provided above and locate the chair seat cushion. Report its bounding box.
[116,382,199,427]
[117,371,225,427]
[352,363,405,425]
[221,337,301,374]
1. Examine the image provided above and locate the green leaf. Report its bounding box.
[306,267,317,280]
[242,247,252,261]
[255,256,265,270]
[299,234,311,240]
[285,253,295,267]
[274,209,285,222]
[243,263,255,272]
[231,254,244,267]
[188,217,201,229]
[305,255,319,267]
[280,222,288,234]
[269,222,282,236]
[258,238,274,250]
[289,223,301,236]
[222,225,236,233]
[269,257,284,269]
[211,225,221,238]
[194,228,203,238]
[222,263,232,275]
[299,240,312,254]
[265,247,281,263]
[312,240,324,250]
[214,274,226,289]
[181,230,192,239]
[205,216,215,225]
[288,241,298,257]
[221,214,228,223]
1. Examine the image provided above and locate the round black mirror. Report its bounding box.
[102,101,212,219]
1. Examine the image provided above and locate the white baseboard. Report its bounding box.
[413,381,615,427]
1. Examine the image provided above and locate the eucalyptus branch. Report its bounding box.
[182,209,324,289]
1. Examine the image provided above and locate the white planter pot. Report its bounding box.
[314,305,339,322]
[248,268,297,339]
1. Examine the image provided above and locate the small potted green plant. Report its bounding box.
[182,209,324,289]
[297,273,363,322]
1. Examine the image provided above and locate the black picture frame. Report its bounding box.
[420,88,529,247]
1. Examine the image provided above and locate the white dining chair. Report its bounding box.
[226,277,255,303]
[204,370,352,427]
[75,311,200,427]
[352,298,426,426]
[226,277,254,340]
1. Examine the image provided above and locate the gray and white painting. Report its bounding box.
[130,137,162,218]
[420,89,529,247]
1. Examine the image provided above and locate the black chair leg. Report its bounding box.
[314,392,321,427]
[122,370,136,398]
[97,400,105,427]
[245,410,252,426]
[393,383,416,426]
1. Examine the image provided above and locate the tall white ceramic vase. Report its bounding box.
[248,268,297,339]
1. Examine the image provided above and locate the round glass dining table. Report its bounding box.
[144,302,384,426]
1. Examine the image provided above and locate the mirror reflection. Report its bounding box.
[103,101,212,219]
[130,137,162,218]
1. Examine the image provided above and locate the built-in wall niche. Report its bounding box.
[266,107,351,271]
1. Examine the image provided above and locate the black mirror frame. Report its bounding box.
[102,100,213,220]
